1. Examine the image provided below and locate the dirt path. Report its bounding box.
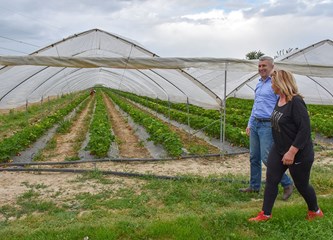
[0,153,250,209]
[103,93,151,158]
[43,100,92,162]
[168,123,221,154]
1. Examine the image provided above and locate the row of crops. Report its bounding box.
[0,93,88,161]
[112,89,333,139]
[0,90,185,162]
[106,91,183,157]
[86,93,114,157]
[111,90,250,147]
[0,88,332,163]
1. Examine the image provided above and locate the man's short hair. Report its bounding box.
[259,56,274,64]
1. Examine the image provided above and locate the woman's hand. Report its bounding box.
[282,146,299,165]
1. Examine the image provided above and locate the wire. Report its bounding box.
[0,35,40,48]
[0,167,252,184]
[1,6,62,31]
[0,46,30,54]
[0,151,249,167]
[0,6,62,55]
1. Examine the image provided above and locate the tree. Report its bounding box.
[245,50,265,60]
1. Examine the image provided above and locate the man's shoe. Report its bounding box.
[282,184,293,201]
[239,187,259,193]
[306,209,324,221]
[249,211,271,222]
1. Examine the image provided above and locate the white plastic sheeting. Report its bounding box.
[0,29,222,109]
[231,40,333,105]
[1,29,333,109]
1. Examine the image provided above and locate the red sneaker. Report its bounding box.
[249,211,272,222]
[306,209,324,221]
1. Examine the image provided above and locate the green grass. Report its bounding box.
[56,120,72,133]
[187,144,209,155]
[0,166,332,239]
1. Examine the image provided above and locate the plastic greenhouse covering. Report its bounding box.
[1,28,333,110]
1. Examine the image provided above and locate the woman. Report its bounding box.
[249,69,324,221]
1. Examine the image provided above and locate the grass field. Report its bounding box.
[0,164,332,240]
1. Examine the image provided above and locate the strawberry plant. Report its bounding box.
[106,91,183,157]
[86,92,115,157]
[0,93,88,162]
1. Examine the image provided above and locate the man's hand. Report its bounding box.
[246,127,250,136]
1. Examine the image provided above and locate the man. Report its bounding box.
[239,56,293,201]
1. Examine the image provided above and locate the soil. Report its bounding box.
[42,100,92,162]
[102,93,151,158]
[0,153,250,208]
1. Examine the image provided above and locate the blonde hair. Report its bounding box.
[271,69,302,101]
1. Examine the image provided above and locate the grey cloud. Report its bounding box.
[0,0,332,57]
[302,1,333,16]
[217,0,265,12]
[242,0,333,17]
[0,0,129,14]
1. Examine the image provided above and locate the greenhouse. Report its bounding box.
[1,29,333,110]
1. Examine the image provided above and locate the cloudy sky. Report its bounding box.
[0,0,332,58]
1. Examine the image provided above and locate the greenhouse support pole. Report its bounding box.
[220,67,227,156]
[48,96,51,111]
[223,69,227,149]
[187,97,191,140]
[155,97,159,117]
[220,102,223,156]
[118,45,133,91]
[168,95,171,124]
